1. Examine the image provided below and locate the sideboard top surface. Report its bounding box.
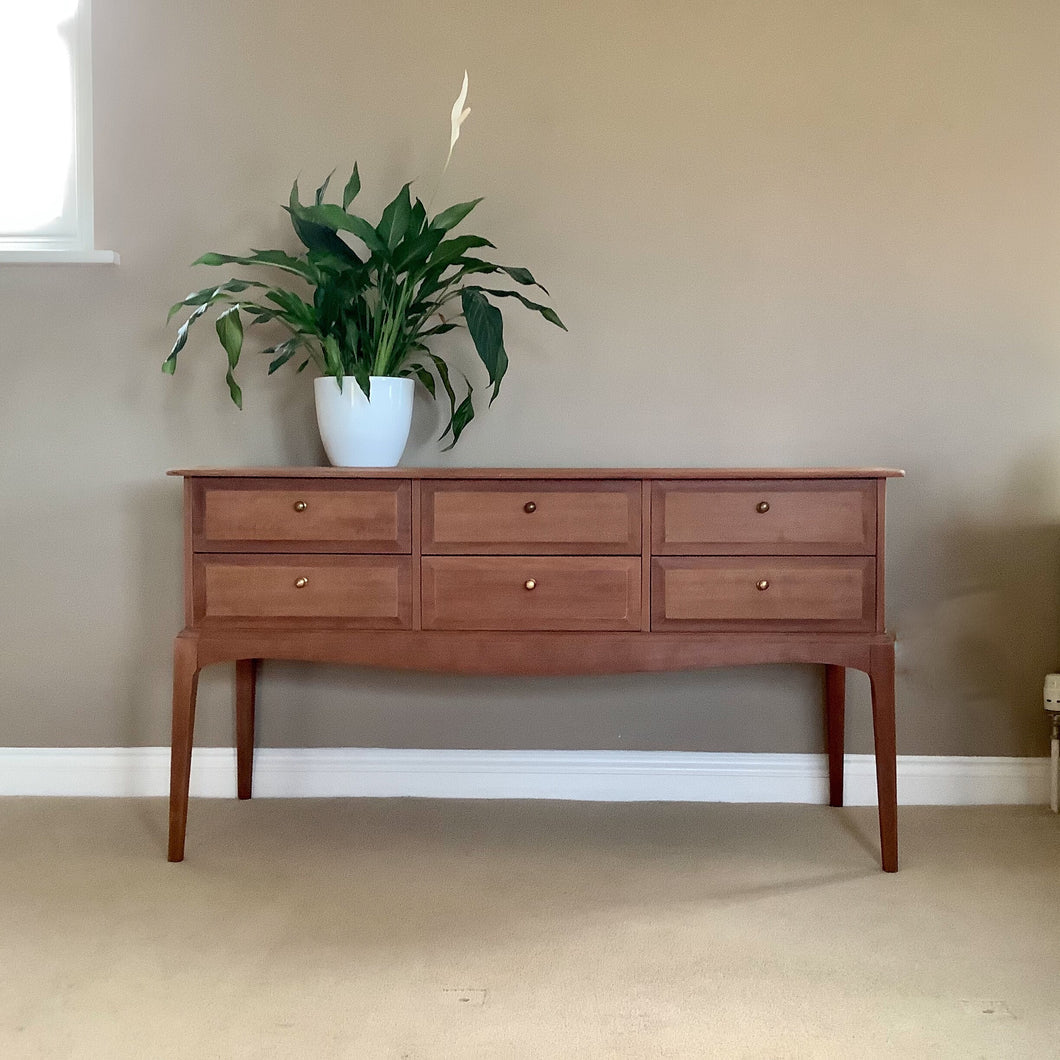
[169,467,905,480]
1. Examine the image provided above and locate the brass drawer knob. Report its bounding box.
[524,501,537,514]
[756,501,770,514]
[294,577,309,589]
[294,501,308,512]
[524,579,537,591]
[756,579,770,591]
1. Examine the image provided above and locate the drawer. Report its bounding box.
[195,555,412,627]
[422,480,641,554]
[651,557,875,631]
[422,556,642,631]
[194,479,411,553]
[652,480,876,555]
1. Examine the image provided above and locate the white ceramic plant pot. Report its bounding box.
[313,375,415,467]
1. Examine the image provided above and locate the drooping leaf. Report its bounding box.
[226,372,243,408]
[214,306,245,408]
[414,235,496,294]
[429,258,548,294]
[442,381,476,450]
[163,302,211,372]
[416,320,460,339]
[263,338,304,374]
[427,352,459,435]
[242,303,286,326]
[402,362,437,398]
[192,249,318,282]
[461,288,507,403]
[498,264,549,293]
[466,286,567,330]
[215,307,244,364]
[167,281,260,323]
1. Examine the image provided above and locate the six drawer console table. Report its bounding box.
[167,467,904,869]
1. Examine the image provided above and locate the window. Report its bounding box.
[0,0,116,262]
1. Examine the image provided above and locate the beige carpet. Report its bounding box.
[0,798,1057,1058]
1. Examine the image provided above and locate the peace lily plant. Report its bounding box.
[163,73,565,449]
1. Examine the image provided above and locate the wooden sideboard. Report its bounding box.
[168,467,904,869]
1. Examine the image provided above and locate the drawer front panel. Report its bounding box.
[422,480,641,554]
[652,557,875,631]
[422,556,642,631]
[196,555,412,627]
[652,480,876,555]
[196,479,411,553]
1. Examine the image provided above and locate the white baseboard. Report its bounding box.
[0,748,1050,805]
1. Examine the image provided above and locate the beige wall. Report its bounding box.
[2,0,1058,756]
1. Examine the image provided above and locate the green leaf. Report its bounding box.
[343,318,360,363]
[430,234,495,268]
[427,353,459,433]
[215,306,244,367]
[287,180,363,264]
[163,302,211,371]
[402,362,437,398]
[314,170,335,205]
[214,306,244,408]
[408,198,428,239]
[167,280,264,323]
[350,361,371,397]
[461,288,507,403]
[429,197,484,233]
[428,258,549,294]
[416,320,460,339]
[167,282,243,320]
[414,235,496,295]
[442,383,476,450]
[264,289,318,332]
[498,265,548,292]
[244,305,284,326]
[293,201,389,259]
[286,213,361,264]
[192,249,317,282]
[466,286,567,330]
[377,182,414,251]
[263,338,304,374]
[342,164,361,210]
[390,225,447,275]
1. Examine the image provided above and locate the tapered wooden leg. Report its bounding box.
[235,658,258,800]
[824,664,845,807]
[168,634,201,862]
[868,641,898,872]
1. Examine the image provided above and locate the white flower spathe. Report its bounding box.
[446,70,471,169]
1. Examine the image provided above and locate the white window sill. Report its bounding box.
[0,250,120,265]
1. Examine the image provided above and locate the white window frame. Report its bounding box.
[0,0,117,264]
